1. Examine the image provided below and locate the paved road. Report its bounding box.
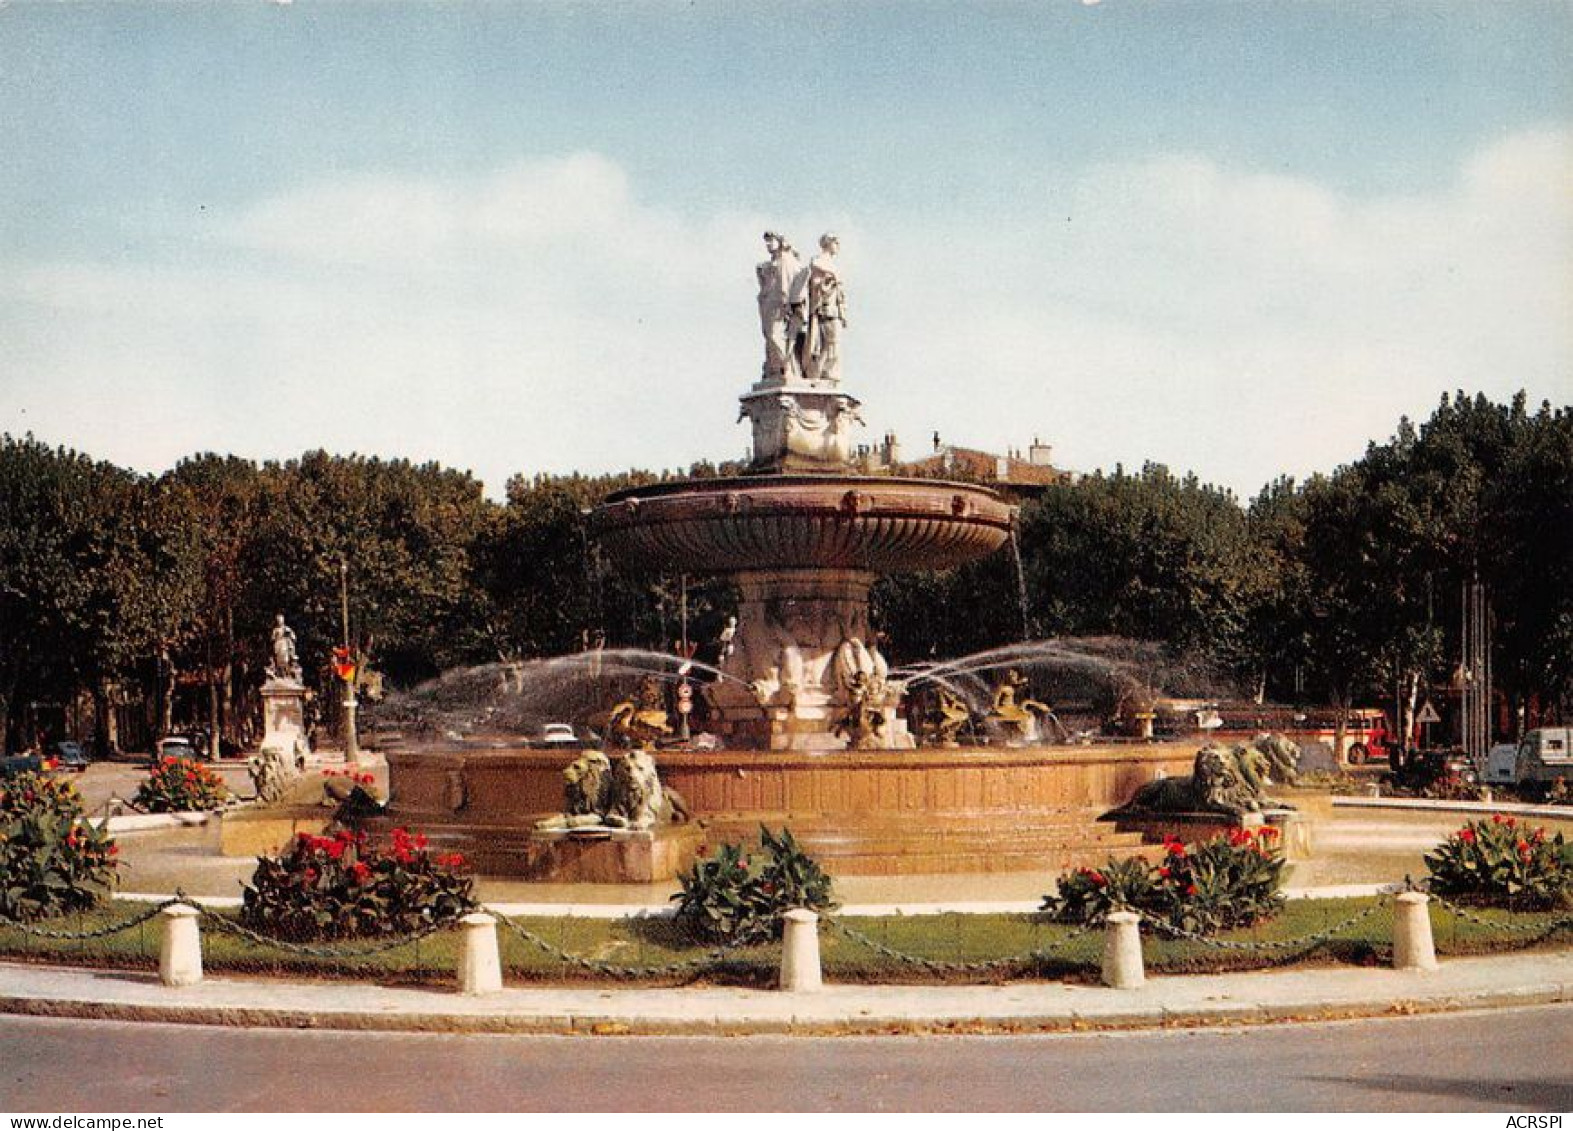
[2,1005,1568,1111]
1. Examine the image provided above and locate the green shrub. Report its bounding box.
[1042,828,1287,935]
[673,826,837,945]
[1424,816,1572,911]
[135,756,230,812]
[1039,856,1155,924]
[241,827,475,940]
[0,772,119,921]
[1151,828,1287,933]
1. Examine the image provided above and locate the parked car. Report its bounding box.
[1,750,45,777]
[151,735,200,765]
[533,723,595,750]
[1390,747,1478,792]
[51,740,90,773]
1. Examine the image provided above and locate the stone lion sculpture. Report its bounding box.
[534,747,689,832]
[1116,734,1301,817]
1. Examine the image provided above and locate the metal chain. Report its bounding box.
[494,912,750,978]
[1422,890,1573,935]
[0,898,181,940]
[825,916,1100,974]
[194,905,456,958]
[1141,897,1390,952]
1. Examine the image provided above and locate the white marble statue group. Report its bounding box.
[756,232,846,384]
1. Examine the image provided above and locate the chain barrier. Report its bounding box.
[191,903,457,959]
[0,898,181,941]
[825,916,1100,975]
[1417,886,1573,937]
[493,911,753,979]
[1138,896,1391,952]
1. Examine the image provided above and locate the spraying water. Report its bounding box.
[366,648,750,745]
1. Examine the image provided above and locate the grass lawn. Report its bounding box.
[0,897,1567,987]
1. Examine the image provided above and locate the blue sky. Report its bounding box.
[2,1,1569,498]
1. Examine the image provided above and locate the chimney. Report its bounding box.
[1028,436,1054,467]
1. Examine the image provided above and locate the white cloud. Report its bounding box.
[1,132,1568,500]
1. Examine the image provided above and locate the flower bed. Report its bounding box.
[0,772,119,921]
[241,826,474,940]
[135,756,230,813]
[1042,827,1287,934]
[1425,815,1571,910]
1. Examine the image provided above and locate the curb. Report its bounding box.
[1332,797,1573,820]
[0,979,1567,1037]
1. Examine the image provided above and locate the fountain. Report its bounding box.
[379,233,1198,878]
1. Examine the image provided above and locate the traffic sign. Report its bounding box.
[1416,701,1441,725]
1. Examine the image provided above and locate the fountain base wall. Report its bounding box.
[384,742,1197,877]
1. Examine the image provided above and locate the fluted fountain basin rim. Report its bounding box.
[591,474,1015,574]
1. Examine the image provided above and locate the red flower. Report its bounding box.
[1089,870,1107,887]
[1186,884,1198,896]
[350,862,371,884]
[1157,866,1170,878]
[108,844,119,857]
[1167,842,1187,858]
[1492,813,1504,824]
[1459,828,1477,843]
[1258,826,1279,840]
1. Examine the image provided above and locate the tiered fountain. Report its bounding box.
[383,232,1193,878]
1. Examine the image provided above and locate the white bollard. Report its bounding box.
[1101,909,1145,989]
[1392,892,1439,972]
[456,912,503,995]
[159,903,203,987]
[779,908,823,992]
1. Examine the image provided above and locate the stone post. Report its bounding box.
[1101,910,1144,989]
[159,903,203,987]
[779,908,823,992]
[457,912,503,995]
[1392,892,1438,972]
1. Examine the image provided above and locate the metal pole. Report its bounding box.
[340,557,360,764]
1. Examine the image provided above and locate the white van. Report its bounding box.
[1512,727,1573,785]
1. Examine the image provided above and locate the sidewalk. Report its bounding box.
[2,949,1568,1036]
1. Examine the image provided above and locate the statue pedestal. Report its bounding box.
[521,824,705,883]
[259,677,310,759]
[739,378,862,473]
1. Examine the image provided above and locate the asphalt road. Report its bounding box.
[2,1005,1568,1112]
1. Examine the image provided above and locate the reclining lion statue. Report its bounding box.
[1115,733,1301,818]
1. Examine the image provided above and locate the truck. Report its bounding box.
[1508,727,1573,787]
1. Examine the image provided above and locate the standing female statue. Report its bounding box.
[801,233,846,383]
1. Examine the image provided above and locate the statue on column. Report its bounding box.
[755,232,801,382]
[802,233,847,383]
[267,613,302,682]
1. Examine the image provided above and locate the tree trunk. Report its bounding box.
[205,634,221,760]
[94,680,120,756]
[1333,690,1350,767]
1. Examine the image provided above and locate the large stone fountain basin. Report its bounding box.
[591,475,1014,574]
[383,741,1197,877]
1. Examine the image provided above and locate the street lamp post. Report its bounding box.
[339,558,360,764]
